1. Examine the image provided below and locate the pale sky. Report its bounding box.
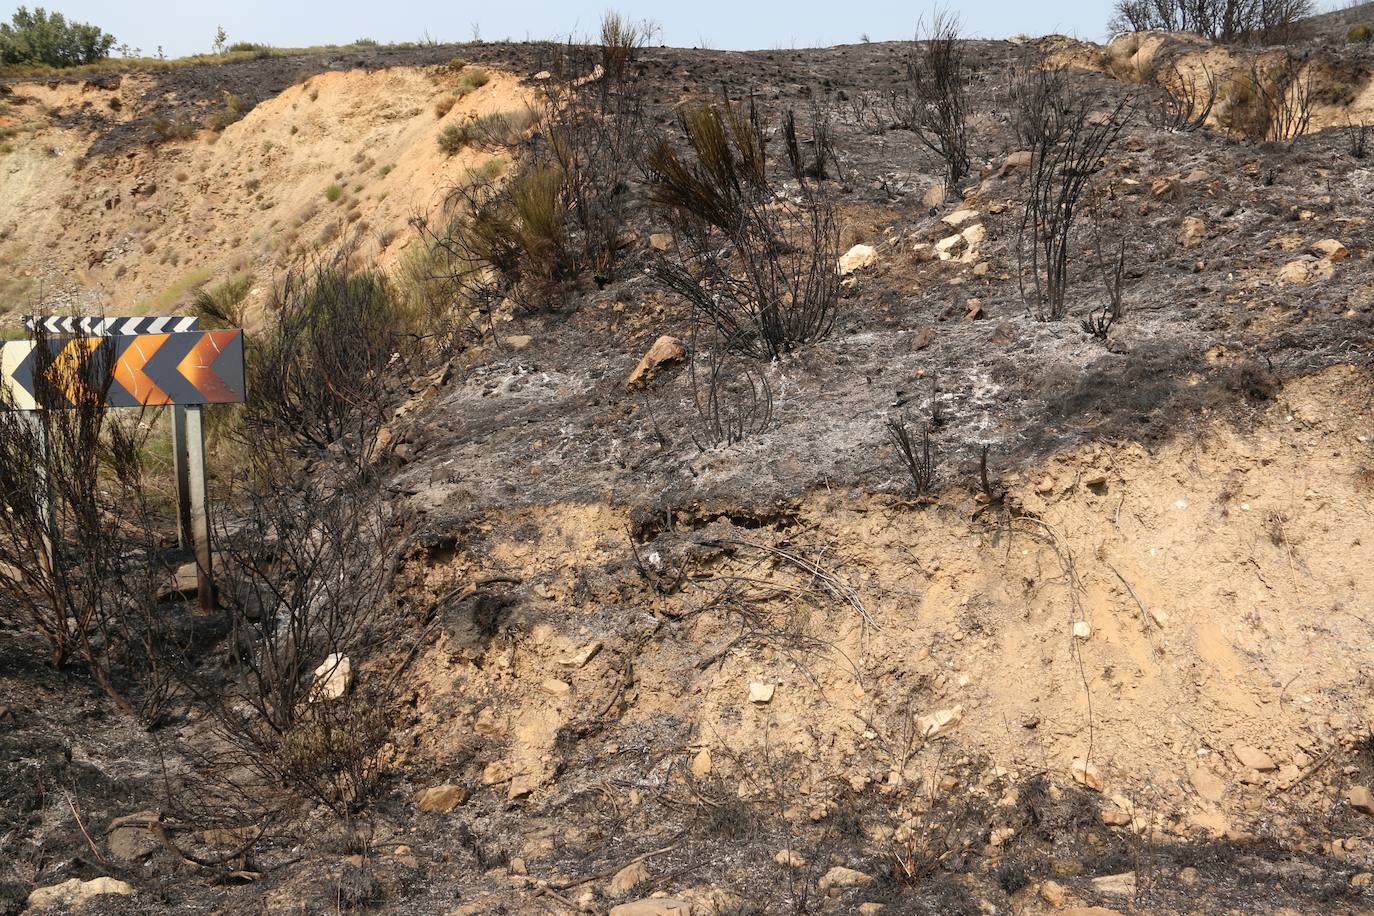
[16,1,1120,59]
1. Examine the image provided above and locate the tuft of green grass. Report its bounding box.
[134,268,213,315]
[324,184,343,202]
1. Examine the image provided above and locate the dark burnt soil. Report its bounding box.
[3,34,1374,916]
[376,41,1374,531]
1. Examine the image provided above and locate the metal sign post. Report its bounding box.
[4,319,243,613]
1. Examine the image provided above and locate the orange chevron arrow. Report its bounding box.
[49,337,104,406]
[113,333,171,405]
[176,329,239,403]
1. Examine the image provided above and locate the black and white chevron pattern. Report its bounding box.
[22,315,200,336]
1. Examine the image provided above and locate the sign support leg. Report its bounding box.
[184,405,214,613]
[26,412,56,578]
[171,405,193,551]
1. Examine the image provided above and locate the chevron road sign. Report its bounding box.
[1,330,245,411]
[23,315,201,336]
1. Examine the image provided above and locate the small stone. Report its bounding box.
[1352,872,1373,888]
[1178,216,1206,248]
[608,899,692,916]
[839,244,878,274]
[941,209,980,227]
[1101,804,1131,826]
[312,654,351,700]
[690,748,712,777]
[649,232,674,252]
[935,232,965,259]
[858,905,885,915]
[1179,866,1199,885]
[1035,477,1055,494]
[1311,238,1348,261]
[1072,621,1092,640]
[541,679,571,697]
[749,682,775,703]
[910,327,937,351]
[1190,768,1226,802]
[415,784,468,813]
[774,848,806,868]
[922,184,946,208]
[1346,785,1374,815]
[560,642,602,668]
[818,865,872,895]
[1040,879,1068,907]
[916,705,963,739]
[27,878,135,910]
[1091,872,1137,896]
[504,334,533,350]
[989,826,1016,846]
[606,860,650,897]
[1071,758,1104,791]
[963,299,983,321]
[626,335,686,389]
[1232,743,1276,771]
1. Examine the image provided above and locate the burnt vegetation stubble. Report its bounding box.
[3,11,1374,914]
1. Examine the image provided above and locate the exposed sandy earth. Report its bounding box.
[0,64,530,322]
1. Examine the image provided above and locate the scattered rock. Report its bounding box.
[922,184,946,208]
[1311,238,1348,261]
[1091,872,1136,896]
[1190,768,1226,802]
[626,335,687,389]
[312,654,351,700]
[839,244,878,274]
[1040,879,1068,907]
[818,866,872,895]
[649,232,674,252]
[540,678,571,697]
[1071,758,1104,791]
[1100,804,1131,826]
[749,682,775,704]
[504,334,533,351]
[158,561,201,600]
[1179,866,1199,885]
[941,209,979,227]
[774,848,806,868]
[1178,216,1206,249]
[1276,257,1333,284]
[27,877,135,910]
[916,705,963,739]
[1352,872,1373,888]
[690,748,712,778]
[609,899,692,916]
[607,860,650,897]
[909,327,937,351]
[560,641,602,668]
[1232,743,1276,771]
[963,299,983,321]
[415,784,468,813]
[1346,785,1374,815]
[935,232,965,258]
[858,905,885,915]
[1072,621,1092,640]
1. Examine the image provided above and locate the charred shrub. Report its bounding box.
[243,260,420,462]
[647,99,841,359]
[1108,0,1313,44]
[1014,67,1133,321]
[903,11,972,194]
[0,334,173,723]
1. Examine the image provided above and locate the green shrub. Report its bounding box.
[191,273,254,327]
[0,7,114,68]
[1349,24,1372,43]
[455,67,489,96]
[436,123,472,155]
[324,183,342,202]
